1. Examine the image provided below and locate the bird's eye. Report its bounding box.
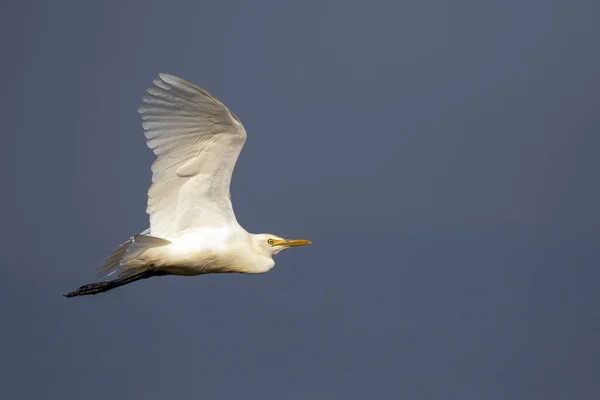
[267,239,275,245]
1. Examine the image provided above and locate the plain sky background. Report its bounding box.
[2,0,600,398]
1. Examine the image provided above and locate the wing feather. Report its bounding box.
[138,73,247,239]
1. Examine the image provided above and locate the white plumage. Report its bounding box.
[66,74,310,297]
[141,74,246,238]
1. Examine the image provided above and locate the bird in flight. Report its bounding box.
[65,74,311,297]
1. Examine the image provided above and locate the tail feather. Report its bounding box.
[96,238,131,277]
[68,231,172,297]
[64,269,168,298]
[96,232,170,277]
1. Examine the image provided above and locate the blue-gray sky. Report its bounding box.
[2,0,600,398]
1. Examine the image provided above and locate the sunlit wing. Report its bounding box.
[138,73,247,239]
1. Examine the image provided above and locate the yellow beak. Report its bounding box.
[276,239,312,247]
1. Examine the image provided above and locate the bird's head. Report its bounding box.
[253,234,312,256]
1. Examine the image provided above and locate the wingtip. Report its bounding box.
[158,72,176,83]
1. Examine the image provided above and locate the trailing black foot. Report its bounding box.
[64,270,168,298]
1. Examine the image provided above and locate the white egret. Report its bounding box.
[65,73,311,297]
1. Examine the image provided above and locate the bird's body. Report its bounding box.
[65,73,310,297]
[135,228,274,276]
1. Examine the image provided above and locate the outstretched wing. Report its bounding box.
[139,73,247,239]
